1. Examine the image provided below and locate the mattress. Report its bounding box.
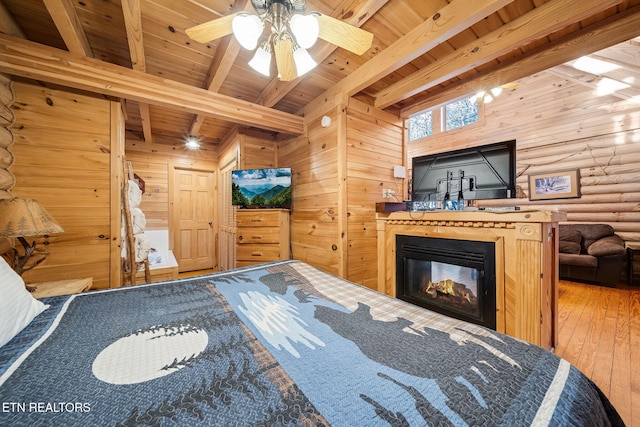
[0,260,623,426]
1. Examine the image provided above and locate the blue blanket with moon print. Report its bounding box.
[0,260,623,426]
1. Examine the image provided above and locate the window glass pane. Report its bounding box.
[408,111,432,141]
[445,97,478,131]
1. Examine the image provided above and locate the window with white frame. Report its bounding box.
[445,97,479,131]
[408,95,480,141]
[408,110,433,140]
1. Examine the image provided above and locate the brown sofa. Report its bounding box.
[559,224,626,287]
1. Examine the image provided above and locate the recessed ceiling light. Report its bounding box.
[185,135,200,150]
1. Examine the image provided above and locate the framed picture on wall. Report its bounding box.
[528,169,581,201]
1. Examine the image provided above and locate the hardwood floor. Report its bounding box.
[178,269,216,278]
[556,279,640,426]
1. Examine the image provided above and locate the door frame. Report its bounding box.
[168,162,217,271]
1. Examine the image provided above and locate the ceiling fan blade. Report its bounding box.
[274,37,297,81]
[316,14,373,55]
[185,14,237,43]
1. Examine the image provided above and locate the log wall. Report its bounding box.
[11,80,122,289]
[0,74,14,200]
[407,70,640,247]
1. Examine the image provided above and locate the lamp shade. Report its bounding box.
[292,46,317,76]
[290,14,319,49]
[232,13,263,50]
[249,42,272,76]
[0,197,64,237]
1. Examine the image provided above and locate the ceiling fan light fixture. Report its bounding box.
[292,45,317,76]
[186,0,373,81]
[232,13,263,50]
[249,42,272,76]
[290,14,319,49]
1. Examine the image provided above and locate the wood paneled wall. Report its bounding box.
[279,99,403,288]
[215,128,279,270]
[408,70,640,247]
[11,80,122,288]
[280,107,342,276]
[239,132,277,170]
[126,129,275,271]
[346,100,403,288]
[125,141,218,231]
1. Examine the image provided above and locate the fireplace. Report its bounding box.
[396,235,496,329]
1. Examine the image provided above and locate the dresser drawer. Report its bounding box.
[236,210,282,227]
[236,243,282,261]
[237,227,281,244]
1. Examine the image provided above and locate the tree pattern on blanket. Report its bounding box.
[113,278,327,427]
[116,360,324,427]
[314,301,547,425]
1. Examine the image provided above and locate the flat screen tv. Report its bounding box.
[411,140,516,201]
[232,168,292,208]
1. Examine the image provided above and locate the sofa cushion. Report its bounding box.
[559,228,582,254]
[559,241,581,254]
[587,235,626,257]
[559,228,582,243]
[559,253,598,268]
[577,224,615,249]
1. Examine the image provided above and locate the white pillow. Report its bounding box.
[0,256,48,348]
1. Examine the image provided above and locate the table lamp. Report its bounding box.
[0,197,64,280]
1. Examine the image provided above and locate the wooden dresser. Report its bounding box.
[236,209,290,267]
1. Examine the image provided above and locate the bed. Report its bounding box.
[0,257,624,426]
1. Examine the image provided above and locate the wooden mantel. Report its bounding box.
[376,209,566,349]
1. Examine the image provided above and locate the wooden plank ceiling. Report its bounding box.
[0,0,639,149]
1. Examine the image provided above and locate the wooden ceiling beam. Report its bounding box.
[302,0,514,117]
[0,1,26,38]
[122,0,153,143]
[374,0,627,109]
[43,0,93,57]
[188,0,250,136]
[401,4,640,117]
[0,34,304,135]
[122,0,146,71]
[254,0,390,108]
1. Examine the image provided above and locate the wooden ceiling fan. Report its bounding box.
[185,0,373,81]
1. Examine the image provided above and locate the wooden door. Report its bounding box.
[218,158,237,271]
[171,167,215,272]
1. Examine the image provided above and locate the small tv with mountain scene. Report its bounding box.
[232,168,292,209]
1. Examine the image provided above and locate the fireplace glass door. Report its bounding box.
[396,235,496,329]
